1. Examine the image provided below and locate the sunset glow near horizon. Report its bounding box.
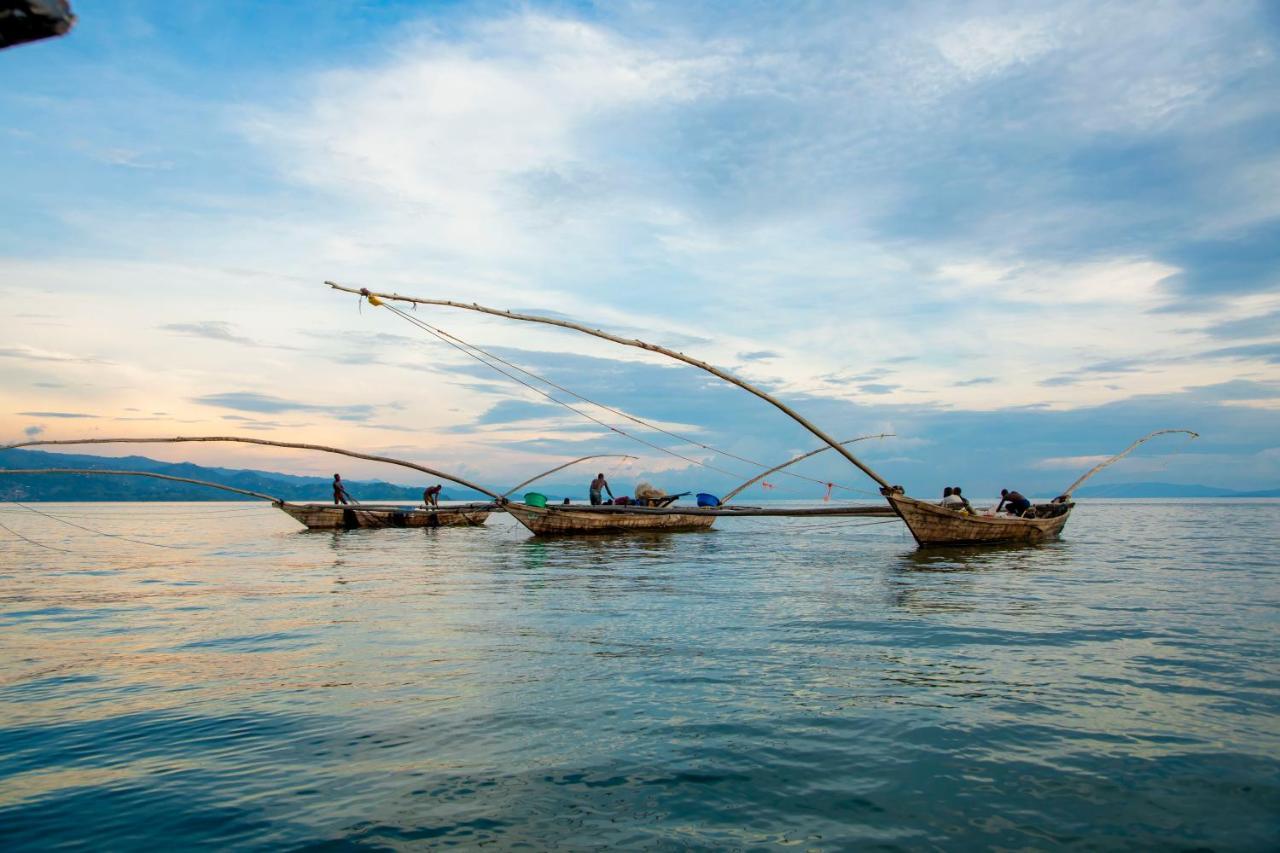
[2,1,1278,497]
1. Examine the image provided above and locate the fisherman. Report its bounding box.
[997,488,1031,516]
[952,486,974,515]
[940,486,963,508]
[423,484,442,508]
[332,474,351,505]
[589,472,614,506]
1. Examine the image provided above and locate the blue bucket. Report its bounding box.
[696,493,721,507]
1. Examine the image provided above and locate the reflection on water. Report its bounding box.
[0,500,1278,849]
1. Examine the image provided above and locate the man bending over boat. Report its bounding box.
[997,488,1030,517]
[589,473,613,506]
[423,484,442,508]
[333,474,352,505]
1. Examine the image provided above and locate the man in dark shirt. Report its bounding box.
[333,474,351,505]
[997,488,1030,516]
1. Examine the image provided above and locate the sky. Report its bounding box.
[2,0,1278,499]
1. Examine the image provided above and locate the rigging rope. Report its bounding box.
[378,301,878,497]
[0,519,73,552]
[380,303,749,479]
[8,501,182,549]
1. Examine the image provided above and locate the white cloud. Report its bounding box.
[937,258,1178,306]
[245,13,731,266]
[933,16,1056,82]
[3,2,1278,487]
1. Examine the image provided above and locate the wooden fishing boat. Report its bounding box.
[329,281,1197,548]
[504,501,716,535]
[276,501,494,529]
[877,428,1196,547]
[883,492,1072,546]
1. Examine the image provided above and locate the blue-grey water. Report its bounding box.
[1,499,1277,850]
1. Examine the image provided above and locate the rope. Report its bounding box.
[0,519,73,552]
[0,506,269,519]
[420,314,874,495]
[7,501,182,549]
[381,303,747,478]
[379,302,877,497]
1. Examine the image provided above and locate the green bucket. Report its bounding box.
[523,492,548,508]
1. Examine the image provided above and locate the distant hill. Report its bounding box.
[0,448,492,502]
[1075,481,1280,498]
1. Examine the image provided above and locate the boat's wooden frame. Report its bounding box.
[884,494,1072,546]
[331,281,1195,547]
[502,500,896,534]
[277,501,493,529]
[503,502,717,535]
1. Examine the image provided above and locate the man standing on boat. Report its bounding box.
[332,474,352,505]
[589,473,614,506]
[423,484,442,508]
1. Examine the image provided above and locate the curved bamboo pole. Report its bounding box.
[0,469,283,502]
[2,435,502,499]
[721,433,893,504]
[327,281,893,490]
[1060,429,1199,497]
[500,454,637,498]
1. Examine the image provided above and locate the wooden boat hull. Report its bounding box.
[277,502,492,530]
[887,494,1073,547]
[504,502,717,535]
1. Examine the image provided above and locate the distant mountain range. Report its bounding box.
[1,449,1275,501]
[0,448,493,502]
[1074,482,1280,498]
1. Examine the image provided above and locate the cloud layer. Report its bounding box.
[1,1,1277,492]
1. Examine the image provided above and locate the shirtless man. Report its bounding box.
[996,488,1030,516]
[332,474,351,505]
[423,484,443,508]
[589,473,614,506]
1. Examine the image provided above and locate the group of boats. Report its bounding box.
[1,283,1197,547]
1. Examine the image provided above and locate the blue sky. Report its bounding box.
[2,0,1278,498]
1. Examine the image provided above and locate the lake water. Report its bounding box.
[1,499,1277,850]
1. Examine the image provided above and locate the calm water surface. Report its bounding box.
[1,500,1277,850]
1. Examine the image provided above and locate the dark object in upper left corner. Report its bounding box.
[0,0,76,50]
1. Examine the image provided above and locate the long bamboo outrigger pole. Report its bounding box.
[0,469,284,502]
[1060,429,1199,498]
[500,454,637,498]
[721,433,893,504]
[327,281,894,491]
[2,436,502,500]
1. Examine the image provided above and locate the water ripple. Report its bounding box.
[0,500,1277,848]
